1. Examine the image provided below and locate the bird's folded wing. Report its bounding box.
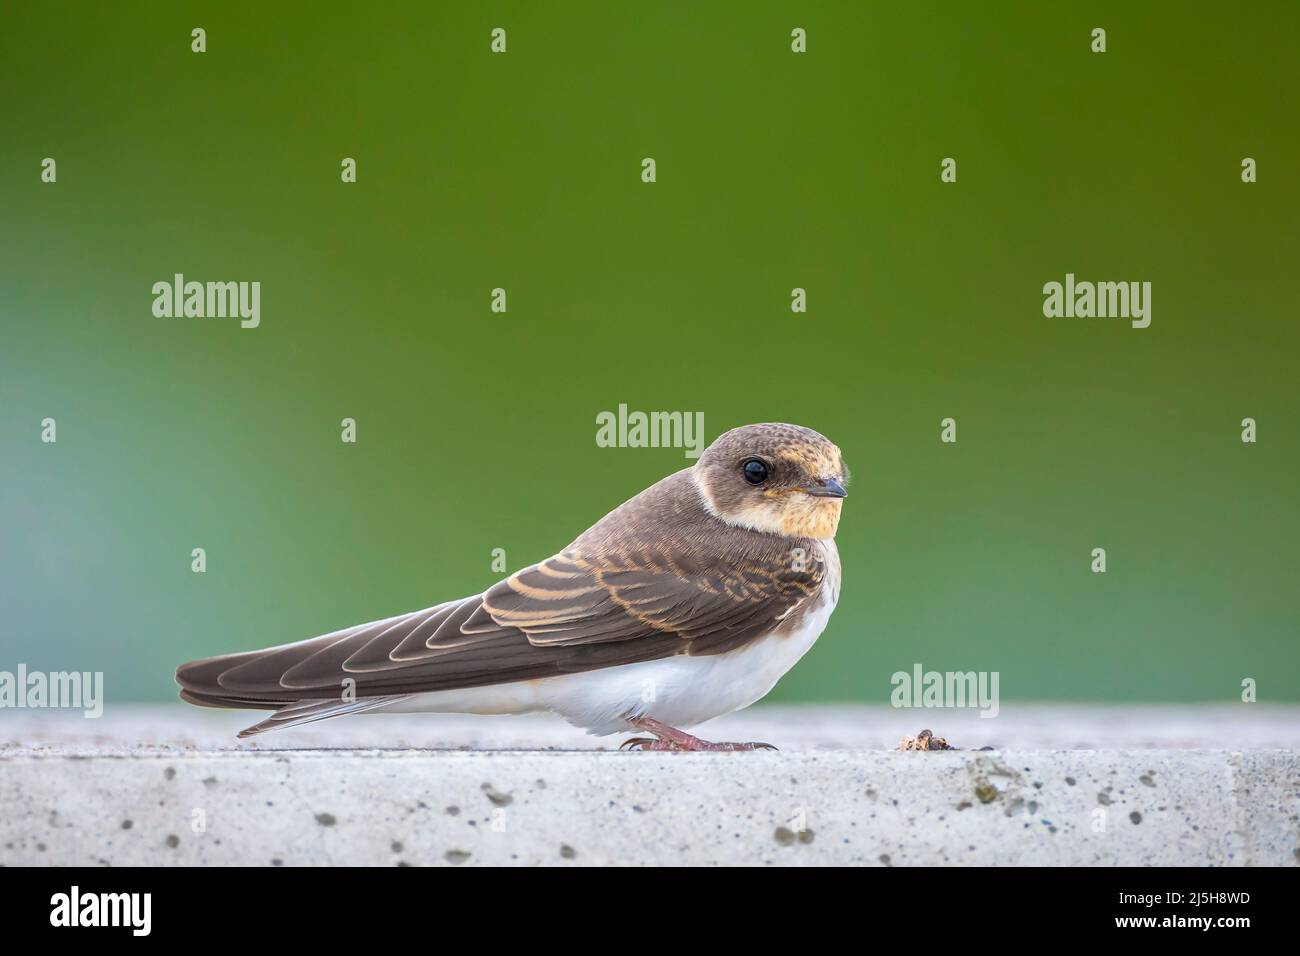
[176,545,825,706]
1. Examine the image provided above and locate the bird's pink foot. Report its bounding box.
[620,716,777,752]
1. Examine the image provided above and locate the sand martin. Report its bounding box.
[177,423,847,750]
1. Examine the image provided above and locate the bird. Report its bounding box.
[176,422,847,750]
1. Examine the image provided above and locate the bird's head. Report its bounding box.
[692,423,848,539]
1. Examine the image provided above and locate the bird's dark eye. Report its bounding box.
[742,458,769,484]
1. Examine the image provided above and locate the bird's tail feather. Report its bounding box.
[234,696,413,738]
[176,655,413,736]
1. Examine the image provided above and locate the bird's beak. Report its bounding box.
[804,476,847,499]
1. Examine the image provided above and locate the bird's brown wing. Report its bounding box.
[175,542,826,710]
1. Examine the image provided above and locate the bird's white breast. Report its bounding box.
[384,541,841,736]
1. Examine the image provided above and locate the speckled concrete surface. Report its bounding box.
[8,702,1300,753]
[2,705,1298,866]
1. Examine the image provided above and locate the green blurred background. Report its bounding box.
[2,1,1296,705]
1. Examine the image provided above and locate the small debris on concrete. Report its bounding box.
[897,728,952,751]
[774,826,813,846]
[974,781,1000,804]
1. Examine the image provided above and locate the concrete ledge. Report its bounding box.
[3,706,1298,866]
